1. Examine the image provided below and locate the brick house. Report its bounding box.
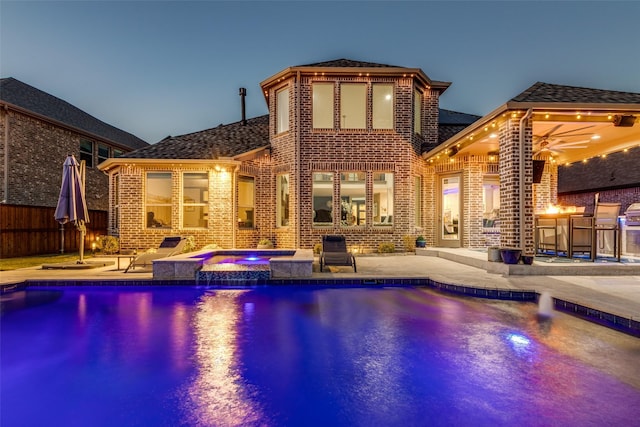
[99,60,640,256]
[0,77,148,211]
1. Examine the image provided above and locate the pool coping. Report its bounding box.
[3,276,638,338]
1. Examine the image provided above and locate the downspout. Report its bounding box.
[519,109,533,250]
[232,164,239,248]
[2,105,9,203]
[295,71,301,248]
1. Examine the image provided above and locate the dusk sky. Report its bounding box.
[2,1,639,144]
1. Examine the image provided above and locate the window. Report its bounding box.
[113,149,124,158]
[340,83,366,129]
[483,176,500,228]
[312,173,333,226]
[113,173,120,231]
[276,174,290,227]
[276,87,290,133]
[373,173,394,226]
[313,83,334,129]
[414,90,422,135]
[183,173,209,228]
[340,172,366,226]
[372,84,393,129]
[80,140,93,167]
[238,176,255,228]
[414,176,422,227]
[146,172,172,228]
[97,144,110,164]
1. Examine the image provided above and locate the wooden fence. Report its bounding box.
[0,204,108,258]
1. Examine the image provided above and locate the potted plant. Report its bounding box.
[500,247,522,265]
[415,235,427,248]
[257,238,274,249]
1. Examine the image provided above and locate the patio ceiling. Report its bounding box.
[431,108,640,165]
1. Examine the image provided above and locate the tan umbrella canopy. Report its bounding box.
[54,154,89,263]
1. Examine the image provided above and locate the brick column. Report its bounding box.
[498,115,534,254]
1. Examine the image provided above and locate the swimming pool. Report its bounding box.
[2,286,639,426]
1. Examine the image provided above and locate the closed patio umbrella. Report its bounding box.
[54,154,90,263]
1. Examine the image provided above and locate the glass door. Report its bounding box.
[438,174,461,247]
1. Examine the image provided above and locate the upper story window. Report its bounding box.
[238,176,255,229]
[183,172,209,229]
[80,140,93,168]
[312,83,334,129]
[340,83,366,129]
[276,87,290,134]
[146,172,172,228]
[372,84,394,129]
[414,89,422,135]
[113,148,124,157]
[97,144,110,164]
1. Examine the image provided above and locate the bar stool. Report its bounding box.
[535,217,559,256]
[569,215,596,261]
[594,203,621,261]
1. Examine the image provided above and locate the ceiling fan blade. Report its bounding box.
[552,125,596,137]
[541,124,563,138]
[549,139,591,147]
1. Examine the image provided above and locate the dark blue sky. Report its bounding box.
[2,1,639,144]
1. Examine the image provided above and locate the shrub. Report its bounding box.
[97,235,119,254]
[182,236,196,253]
[313,243,322,255]
[258,238,272,245]
[378,242,395,253]
[202,243,222,250]
[403,235,415,252]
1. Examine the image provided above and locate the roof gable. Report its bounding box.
[511,82,640,104]
[0,77,148,149]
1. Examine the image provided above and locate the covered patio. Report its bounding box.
[423,82,640,259]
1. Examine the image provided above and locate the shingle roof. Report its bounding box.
[121,115,270,159]
[296,58,401,68]
[124,107,477,160]
[439,108,481,125]
[511,82,640,104]
[0,77,148,149]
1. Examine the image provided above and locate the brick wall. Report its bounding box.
[0,108,124,211]
[267,74,438,252]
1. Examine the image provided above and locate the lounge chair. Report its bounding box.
[125,236,187,272]
[320,235,356,272]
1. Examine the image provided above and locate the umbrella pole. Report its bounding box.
[77,220,86,264]
[60,223,65,253]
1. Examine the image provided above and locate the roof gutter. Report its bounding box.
[98,157,241,173]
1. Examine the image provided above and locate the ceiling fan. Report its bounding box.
[533,124,596,154]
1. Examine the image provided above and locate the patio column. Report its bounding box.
[498,113,534,255]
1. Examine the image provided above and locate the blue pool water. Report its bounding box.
[1,286,639,426]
